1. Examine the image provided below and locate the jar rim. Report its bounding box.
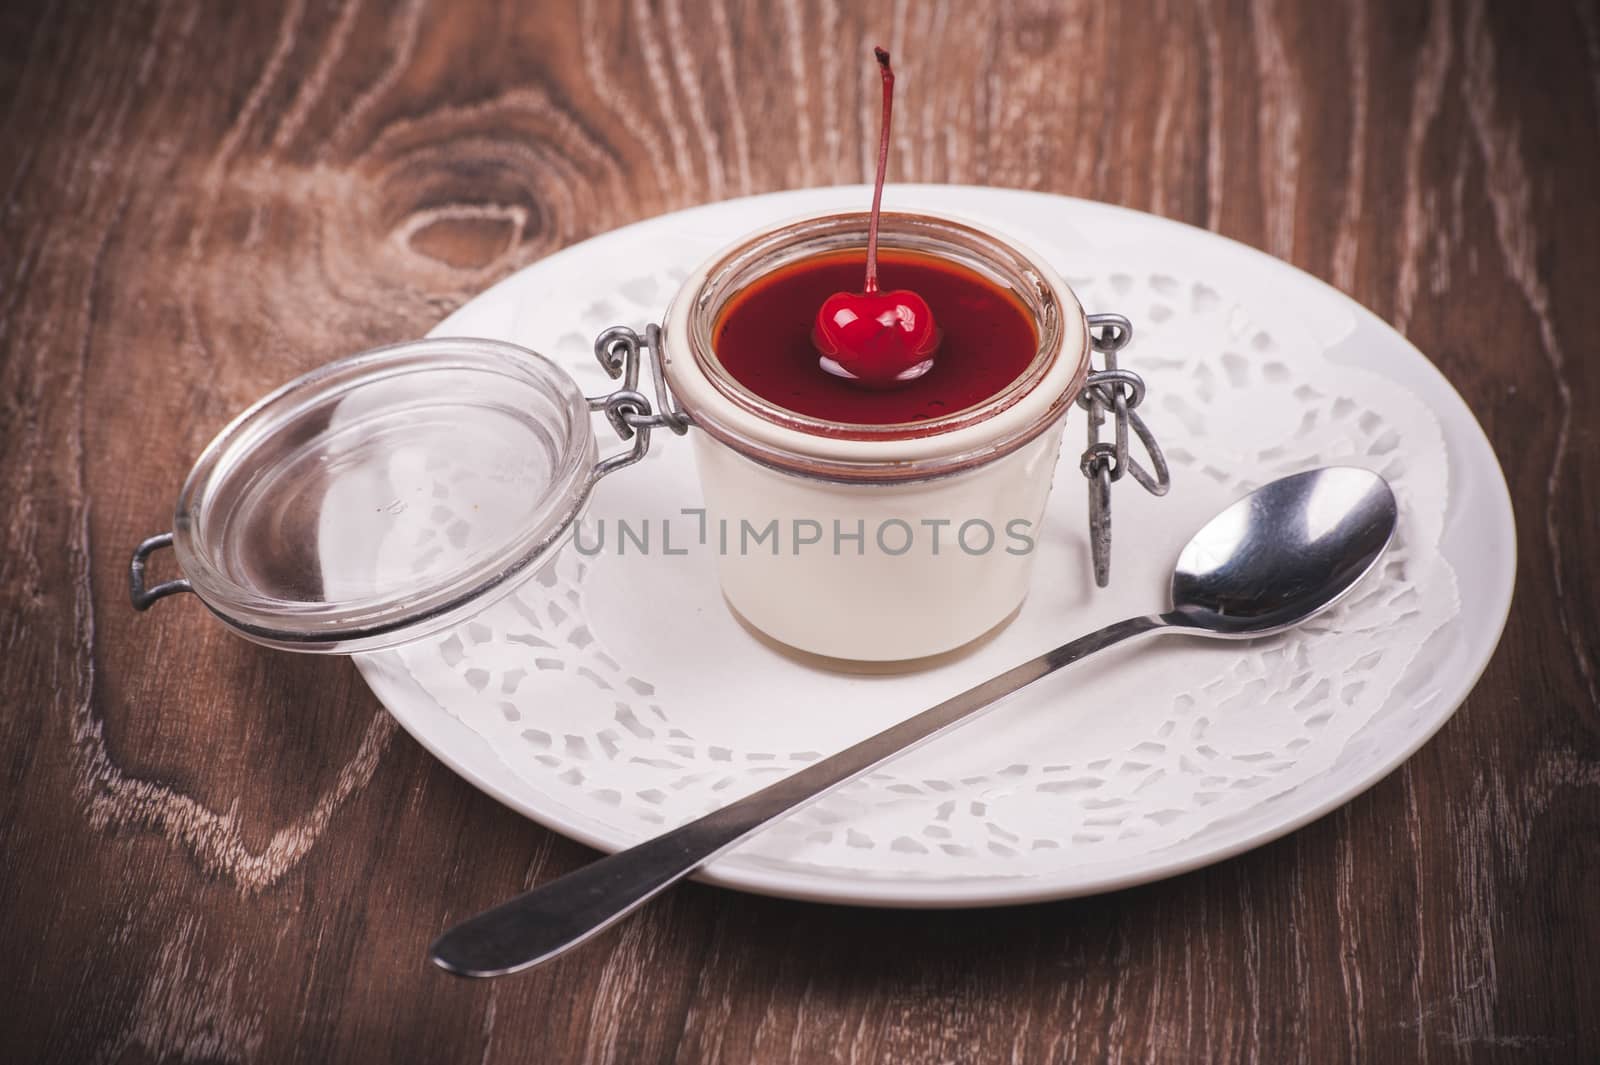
[659,209,1088,482]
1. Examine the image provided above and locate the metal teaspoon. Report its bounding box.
[431,465,1398,978]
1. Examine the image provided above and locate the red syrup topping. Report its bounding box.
[713,248,1037,427]
[811,47,940,387]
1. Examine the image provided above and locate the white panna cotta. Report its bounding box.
[659,210,1090,663]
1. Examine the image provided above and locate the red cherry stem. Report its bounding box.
[864,46,895,295]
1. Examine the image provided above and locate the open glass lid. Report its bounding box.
[131,337,610,654]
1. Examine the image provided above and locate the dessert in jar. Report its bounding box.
[648,48,1149,662]
[657,207,1087,661]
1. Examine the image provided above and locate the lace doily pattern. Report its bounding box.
[362,219,1458,881]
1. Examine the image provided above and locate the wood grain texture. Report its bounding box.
[2,0,1597,1061]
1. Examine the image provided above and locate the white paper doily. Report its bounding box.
[355,186,1514,907]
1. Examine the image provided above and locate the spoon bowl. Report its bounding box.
[1169,466,1398,637]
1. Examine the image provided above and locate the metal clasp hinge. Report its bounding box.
[586,324,690,479]
[129,532,193,610]
[1079,313,1170,587]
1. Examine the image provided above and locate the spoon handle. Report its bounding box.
[431,613,1175,977]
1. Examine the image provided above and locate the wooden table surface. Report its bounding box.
[4,0,1598,1061]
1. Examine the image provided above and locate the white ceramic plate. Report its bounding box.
[355,186,1514,907]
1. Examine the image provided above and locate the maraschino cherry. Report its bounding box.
[813,47,939,388]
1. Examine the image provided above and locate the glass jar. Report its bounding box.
[131,209,1166,664]
[658,210,1088,661]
